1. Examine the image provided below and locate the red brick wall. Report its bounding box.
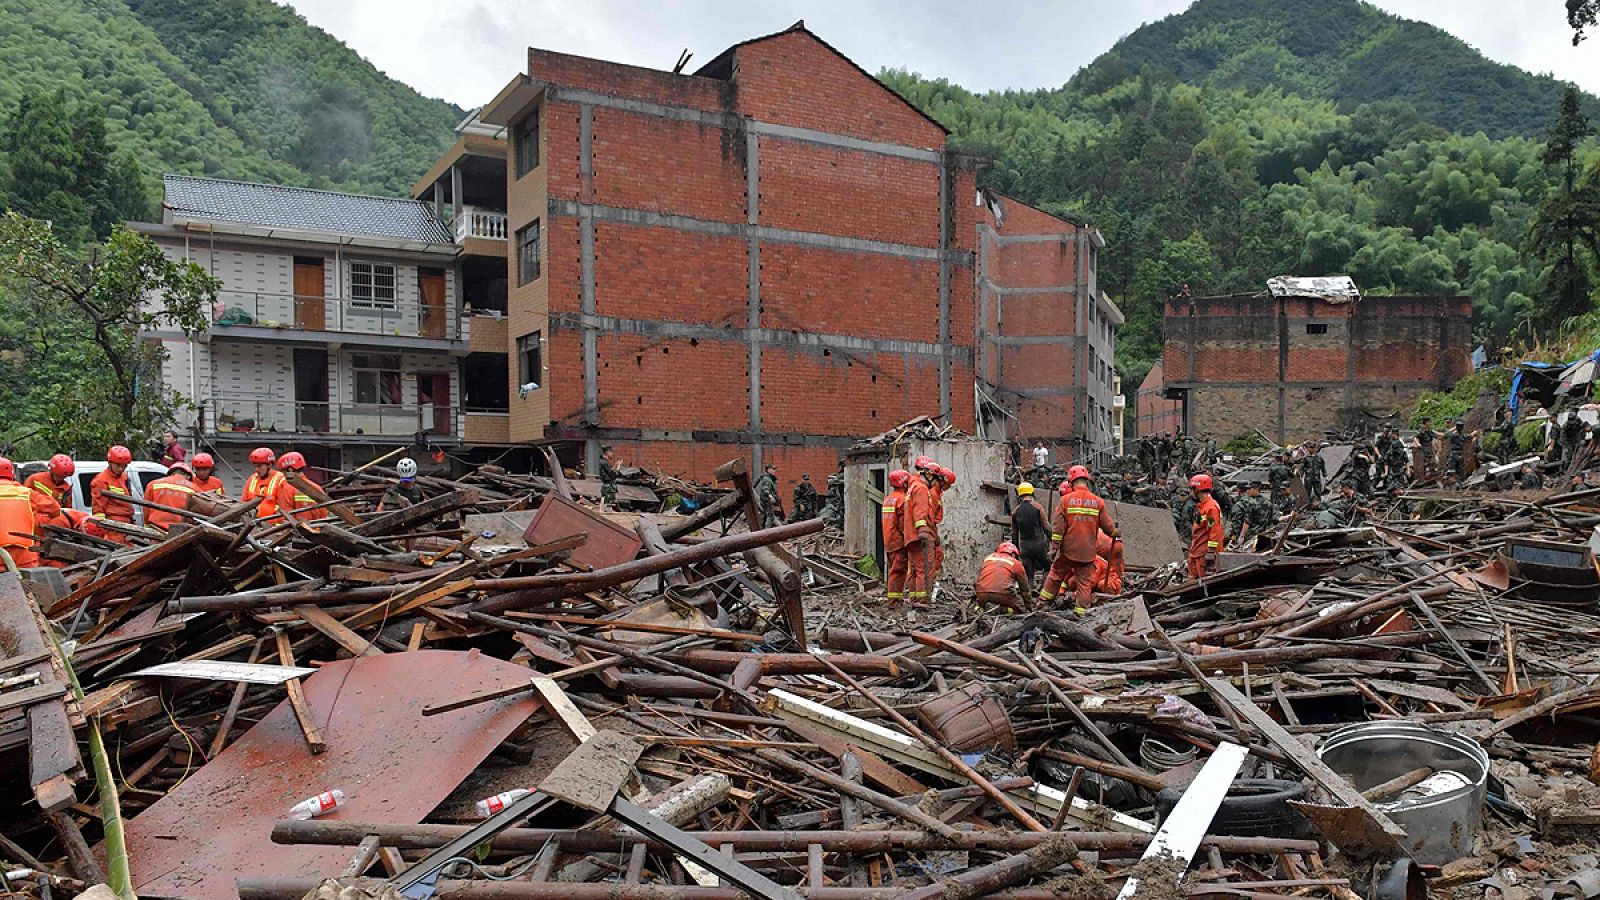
[758,140,940,246]
[591,108,746,222]
[1135,363,1183,438]
[530,49,729,113]
[760,244,940,342]
[594,222,746,325]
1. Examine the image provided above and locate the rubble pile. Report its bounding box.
[2,453,1600,900]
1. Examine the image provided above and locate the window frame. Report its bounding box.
[517,220,542,285]
[348,261,398,310]
[1306,322,1329,335]
[514,109,540,178]
[351,353,403,406]
[517,331,542,390]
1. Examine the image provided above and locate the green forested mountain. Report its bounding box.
[0,0,461,197]
[882,0,1600,395]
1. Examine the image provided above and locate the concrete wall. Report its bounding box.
[1163,294,1473,444]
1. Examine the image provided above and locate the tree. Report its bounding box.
[1571,0,1599,44]
[1525,87,1600,325]
[1,92,150,246]
[0,214,217,452]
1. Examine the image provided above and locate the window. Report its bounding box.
[352,353,402,405]
[1306,323,1328,335]
[515,110,540,178]
[517,332,542,391]
[349,262,397,309]
[518,220,541,285]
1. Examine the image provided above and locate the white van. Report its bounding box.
[18,460,171,525]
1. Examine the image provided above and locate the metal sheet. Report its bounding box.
[115,650,540,900]
[129,660,316,685]
[523,494,642,572]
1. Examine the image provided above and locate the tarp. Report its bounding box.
[1512,350,1600,421]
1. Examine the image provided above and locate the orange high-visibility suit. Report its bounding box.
[24,471,72,509]
[189,474,226,495]
[243,470,297,520]
[1188,492,1224,579]
[1041,486,1116,610]
[144,474,196,531]
[902,476,936,603]
[0,478,60,567]
[90,468,135,544]
[285,480,319,522]
[930,481,946,582]
[881,484,909,603]
[1092,531,1125,595]
[975,552,1029,611]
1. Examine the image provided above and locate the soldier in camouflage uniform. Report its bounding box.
[1385,430,1411,488]
[1231,482,1276,549]
[599,445,620,508]
[1267,452,1293,513]
[1299,446,1327,502]
[1316,482,1372,529]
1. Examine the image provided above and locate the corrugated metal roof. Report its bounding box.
[163,175,452,245]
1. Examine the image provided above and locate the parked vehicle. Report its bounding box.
[17,460,169,524]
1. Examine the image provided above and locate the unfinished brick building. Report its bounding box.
[406,23,1116,494]
[976,192,1121,461]
[1162,287,1472,444]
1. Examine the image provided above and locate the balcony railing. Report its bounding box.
[454,206,508,242]
[211,290,460,341]
[201,398,459,439]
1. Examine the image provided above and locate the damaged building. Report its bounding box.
[1161,277,1472,444]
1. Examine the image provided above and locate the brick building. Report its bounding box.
[408,23,1113,493]
[976,192,1121,462]
[1134,361,1183,439]
[1162,285,1472,445]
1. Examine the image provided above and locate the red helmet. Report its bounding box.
[888,469,911,489]
[1059,481,1073,496]
[1067,465,1092,483]
[0,458,15,481]
[1190,473,1214,491]
[939,467,956,486]
[249,447,275,465]
[191,452,214,470]
[107,445,132,465]
[913,455,936,472]
[997,541,1019,557]
[48,454,74,478]
[167,460,191,475]
[277,451,307,472]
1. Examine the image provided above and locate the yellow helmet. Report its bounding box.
[1016,481,1035,496]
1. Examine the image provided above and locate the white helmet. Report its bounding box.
[397,457,418,479]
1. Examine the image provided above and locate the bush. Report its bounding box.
[1411,368,1512,426]
[1223,432,1268,455]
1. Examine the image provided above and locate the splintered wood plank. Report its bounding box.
[294,606,383,657]
[272,629,325,755]
[530,674,597,743]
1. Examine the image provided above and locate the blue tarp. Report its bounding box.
[1511,348,1600,422]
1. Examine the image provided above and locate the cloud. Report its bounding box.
[284,0,1600,109]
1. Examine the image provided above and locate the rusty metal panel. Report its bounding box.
[115,650,539,900]
[523,494,642,572]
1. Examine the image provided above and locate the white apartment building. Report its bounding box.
[135,174,513,491]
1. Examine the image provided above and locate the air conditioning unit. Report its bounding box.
[1112,395,1126,409]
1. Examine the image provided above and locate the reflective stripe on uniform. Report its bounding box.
[913,519,927,527]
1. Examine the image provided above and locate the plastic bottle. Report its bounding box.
[475,789,532,817]
[288,789,346,820]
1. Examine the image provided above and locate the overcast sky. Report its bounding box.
[287,0,1600,109]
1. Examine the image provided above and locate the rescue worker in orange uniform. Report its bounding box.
[931,465,956,582]
[143,462,197,532]
[1187,473,1225,579]
[0,456,61,567]
[277,452,319,522]
[90,445,136,544]
[1091,530,1125,596]
[880,469,911,604]
[188,453,226,495]
[25,454,75,510]
[241,447,297,520]
[975,541,1030,611]
[1040,465,1118,614]
[902,456,939,605]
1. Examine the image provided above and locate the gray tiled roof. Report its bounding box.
[163,175,452,245]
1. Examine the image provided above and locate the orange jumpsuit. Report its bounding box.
[0,478,63,567]
[90,468,135,544]
[1041,486,1116,609]
[975,552,1029,611]
[189,474,227,495]
[24,471,72,509]
[880,484,909,602]
[930,481,946,582]
[285,477,319,522]
[1092,531,1125,595]
[144,474,196,531]
[902,477,936,603]
[1188,492,1224,579]
[243,470,297,520]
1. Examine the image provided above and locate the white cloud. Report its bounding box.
[282,0,1600,110]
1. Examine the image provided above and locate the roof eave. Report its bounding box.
[170,217,457,257]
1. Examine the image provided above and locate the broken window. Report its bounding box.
[517,331,542,393]
[352,353,403,405]
[514,109,540,178]
[1306,323,1328,335]
[349,261,397,309]
[518,220,541,285]
[463,352,509,411]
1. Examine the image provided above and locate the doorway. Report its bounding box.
[294,349,329,432]
[419,268,447,339]
[294,257,325,331]
[418,372,451,435]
